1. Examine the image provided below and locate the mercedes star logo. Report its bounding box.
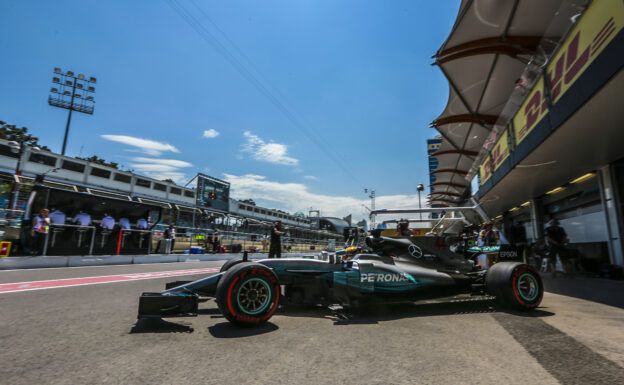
[408,244,423,258]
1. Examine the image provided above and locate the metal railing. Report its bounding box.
[149,228,334,255]
[1,217,337,257]
[42,223,97,256]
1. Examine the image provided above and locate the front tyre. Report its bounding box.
[486,262,543,311]
[216,262,280,326]
[220,257,244,273]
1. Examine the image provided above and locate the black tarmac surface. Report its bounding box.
[1,261,623,384]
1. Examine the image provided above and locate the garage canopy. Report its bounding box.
[429,0,583,204]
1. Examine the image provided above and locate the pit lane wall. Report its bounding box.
[479,0,624,186]
[0,252,320,270]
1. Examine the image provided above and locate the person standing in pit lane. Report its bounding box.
[262,233,269,252]
[31,208,50,255]
[212,232,220,253]
[478,222,499,246]
[544,219,570,276]
[164,224,176,253]
[269,220,284,258]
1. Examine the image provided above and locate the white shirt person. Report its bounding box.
[100,215,115,230]
[73,212,92,226]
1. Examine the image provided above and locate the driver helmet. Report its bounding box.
[343,246,361,261]
[345,246,358,257]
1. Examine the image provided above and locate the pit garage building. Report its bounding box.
[429,0,624,270]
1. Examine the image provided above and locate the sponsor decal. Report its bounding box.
[499,251,518,259]
[481,0,623,185]
[235,314,260,323]
[515,1,622,148]
[480,130,509,183]
[408,244,423,258]
[360,273,410,283]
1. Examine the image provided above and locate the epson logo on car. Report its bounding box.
[499,251,518,259]
[360,273,410,283]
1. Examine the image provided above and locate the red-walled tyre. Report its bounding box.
[486,262,543,311]
[216,262,280,326]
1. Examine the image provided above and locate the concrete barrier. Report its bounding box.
[0,252,322,270]
[0,256,69,270]
[68,255,133,267]
[178,254,233,262]
[133,255,180,264]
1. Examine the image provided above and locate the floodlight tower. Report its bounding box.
[48,68,96,155]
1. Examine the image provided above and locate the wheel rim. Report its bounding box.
[517,273,539,302]
[237,278,271,315]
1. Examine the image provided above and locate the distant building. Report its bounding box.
[427,135,443,218]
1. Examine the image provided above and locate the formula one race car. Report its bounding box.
[137,235,543,326]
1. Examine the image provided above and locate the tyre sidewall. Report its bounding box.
[219,257,244,273]
[216,262,280,325]
[509,264,543,309]
[486,262,543,310]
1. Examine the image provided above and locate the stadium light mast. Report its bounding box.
[48,68,96,155]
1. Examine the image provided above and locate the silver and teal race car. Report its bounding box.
[137,235,543,326]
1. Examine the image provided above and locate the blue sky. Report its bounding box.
[0,0,459,219]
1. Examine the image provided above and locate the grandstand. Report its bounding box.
[0,138,345,255]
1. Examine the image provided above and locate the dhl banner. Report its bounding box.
[480,130,510,184]
[514,0,623,146]
[479,155,491,184]
[480,0,623,185]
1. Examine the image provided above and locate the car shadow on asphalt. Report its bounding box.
[129,318,194,334]
[281,299,554,325]
[197,307,222,315]
[208,322,279,338]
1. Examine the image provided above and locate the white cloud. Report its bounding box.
[131,157,193,168]
[203,129,220,138]
[241,131,298,166]
[128,157,193,184]
[101,135,179,156]
[129,164,181,173]
[223,173,427,222]
[303,175,317,180]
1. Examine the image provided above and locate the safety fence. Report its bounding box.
[0,214,335,257]
[150,228,332,255]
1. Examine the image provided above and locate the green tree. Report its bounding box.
[0,121,51,151]
[76,155,119,169]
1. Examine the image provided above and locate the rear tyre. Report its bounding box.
[216,262,280,326]
[220,257,244,273]
[486,262,543,311]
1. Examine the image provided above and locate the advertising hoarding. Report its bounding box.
[480,0,623,185]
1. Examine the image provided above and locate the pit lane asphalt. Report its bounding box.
[1,261,623,385]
